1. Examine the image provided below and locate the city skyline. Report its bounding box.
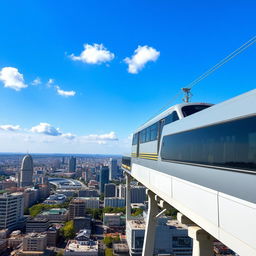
[0,1,256,154]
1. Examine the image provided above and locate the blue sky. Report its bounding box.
[0,0,255,154]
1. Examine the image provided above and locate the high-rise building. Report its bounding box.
[99,166,109,194]
[126,217,192,256]
[116,184,126,198]
[0,192,24,230]
[131,186,146,204]
[69,156,76,173]
[104,183,116,197]
[109,158,118,180]
[69,198,86,220]
[20,154,33,187]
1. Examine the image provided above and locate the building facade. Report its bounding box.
[99,166,109,194]
[104,183,116,197]
[109,158,118,180]
[0,192,24,231]
[69,157,76,173]
[20,155,33,187]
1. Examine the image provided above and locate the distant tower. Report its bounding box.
[20,154,33,187]
[69,156,76,172]
[99,166,109,194]
[109,158,118,180]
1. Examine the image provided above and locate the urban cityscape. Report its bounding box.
[0,153,238,255]
[0,1,255,256]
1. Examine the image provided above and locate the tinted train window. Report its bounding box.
[150,123,158,140]
[165,111,179,125]
[161,116,256,171]
[182,105,211,117]
[132,133,138,145]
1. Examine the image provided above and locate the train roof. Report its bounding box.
[134,102,212,133]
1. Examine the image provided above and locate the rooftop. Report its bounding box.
[66,240,98,252]
[127,219,145,229]
[41,208,67,215]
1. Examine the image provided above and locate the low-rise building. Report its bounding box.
[46,226,60,247]
[103,213,123,227]
[8,230,24,249]
[104,197,125,208]
[78,189,99,198]
[23,233,47,251]
[43,193,67,205]
[38,208,68,222]
[73,217,91,233]
[69,198,86,220]
[26,218,49,233]
[64,240,98,256]
[83,197,99,209]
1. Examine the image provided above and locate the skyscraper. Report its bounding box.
[0,192,24,230]
[20,154,33,187]
[69,156,76,172]
[109,158,118,180]
[99,166,109,194]
[104,183,116,197]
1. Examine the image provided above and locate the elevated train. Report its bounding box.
[123,90,256,205]
[122,90,256,255]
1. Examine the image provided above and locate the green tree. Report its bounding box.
[132,208,143,216]
[61,220,75,239]
[103,236,113,248]
[105,248,114,256]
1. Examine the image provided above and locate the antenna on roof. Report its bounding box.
[181,88,192,103]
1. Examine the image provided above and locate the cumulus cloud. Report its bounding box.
[61,133,76,140]
[55,86,76,97]
[124,45,160,74]
[82,131,118,144]
[69,43,115,64]
[0,67,28,90]
[46,78,54,88]
[0,124,21,131]
[31,123,62,136]
[31,77,41,86]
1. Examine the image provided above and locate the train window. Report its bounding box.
[165,111,179,125]
[182,105,211,117]
[161,116,256,172]
[146,127,151,142]
[142,129,146,143]
[132,133,138,145]
[150,123,158,140]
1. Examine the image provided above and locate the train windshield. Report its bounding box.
[182,105,211,117]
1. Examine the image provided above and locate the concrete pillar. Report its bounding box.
[142,190,159,256]
[125,173,132,221]
[188,226,214,256]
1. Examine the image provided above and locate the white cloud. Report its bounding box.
[0,67,28,90]
[124,45,160,74]
[31,77,41,86]
[61,133,76,140]
[82,131,118,144]
[46,78,54,88]
[31,123,62,136]
[55,86,76,97]
[69,43,115,64]
[0,124,21,131]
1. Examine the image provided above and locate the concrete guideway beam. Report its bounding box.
[188,226,214,256]
[142,190,159,256]
[178,212,214,256]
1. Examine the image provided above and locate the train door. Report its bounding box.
[157,119,165,153]
[136,132,140,157]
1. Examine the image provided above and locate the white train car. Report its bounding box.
[125,89,256,256]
